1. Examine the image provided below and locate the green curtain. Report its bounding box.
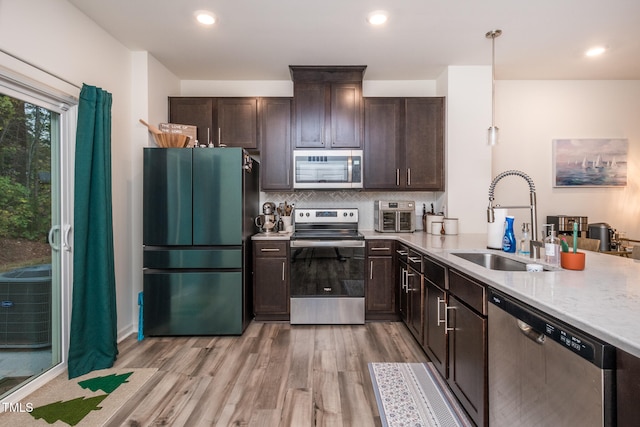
[68,84,117,379]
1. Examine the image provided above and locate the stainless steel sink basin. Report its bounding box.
[452,252,544,271]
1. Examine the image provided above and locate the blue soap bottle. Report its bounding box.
[502,216,516,253]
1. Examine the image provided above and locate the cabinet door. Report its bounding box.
[364,98,401,189]
[294,82,327,148]
[407,266,423,344]
[423,282,447,378]
[218,98,258,149]
[447,295,488,427]
[259,98,292,190]
[168,97,214,145]
[253,256,289,318]
[403,98,445,190]
[397,261,409,324]
[365,256,395,317]
[617,349,640,426]
[330,83,362,148]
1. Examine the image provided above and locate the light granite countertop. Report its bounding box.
[253,230,640,358]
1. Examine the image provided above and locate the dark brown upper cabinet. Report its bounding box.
[169,97,258,150]
[259,98,293,191]
[364,97,445,191]
[290,66,366,149]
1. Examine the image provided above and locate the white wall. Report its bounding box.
[493,80,640,239]
[130,53,180,332]
[0,0,136,339]
[437,66,493,233]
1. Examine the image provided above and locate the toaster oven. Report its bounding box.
[374,201,416,233]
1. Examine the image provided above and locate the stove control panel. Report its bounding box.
[295,208,359,224]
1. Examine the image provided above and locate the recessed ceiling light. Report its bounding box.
[585,46,606,57]
[195,10,216,26]
[367,10,388,26]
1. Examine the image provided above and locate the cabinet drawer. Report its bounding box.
[396,243,409,263]
[254,241,288,257]
[367,240,394,256]
[448,270,487,315]
[423,256,446,289]
[407,249,423,272]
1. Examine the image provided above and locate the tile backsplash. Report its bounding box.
[259,190,445,230]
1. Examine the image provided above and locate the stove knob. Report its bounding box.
[349,212,354,217]
[305,212,310,217]
[343,212,348,217]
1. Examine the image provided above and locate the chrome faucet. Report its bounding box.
[487,170,540,258]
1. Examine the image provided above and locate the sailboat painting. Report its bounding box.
[553,138,628,187]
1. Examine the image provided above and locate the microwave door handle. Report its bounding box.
[347,155,353,183]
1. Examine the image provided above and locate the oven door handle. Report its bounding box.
[290,240,366,248]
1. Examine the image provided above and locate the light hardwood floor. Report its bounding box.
[106,321,429,426]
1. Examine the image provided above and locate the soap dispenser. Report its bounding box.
[544,224,560,266]
[502,216,516,253]
[518,222,531,257]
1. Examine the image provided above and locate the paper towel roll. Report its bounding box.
[487,208,508,249]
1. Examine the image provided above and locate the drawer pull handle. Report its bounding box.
[370,247,389,251]
[437,297,446,326]
[396,250,408,256]
[260,248,280,252]
[445,305,455,332]
[408,256,422,264]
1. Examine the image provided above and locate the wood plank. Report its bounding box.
[104,321,428,425]
[281,387,313,426]
[313,349,343,427]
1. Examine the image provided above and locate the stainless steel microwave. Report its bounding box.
[293,149,363,189]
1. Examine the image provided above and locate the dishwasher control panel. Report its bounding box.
[488,290,614,369]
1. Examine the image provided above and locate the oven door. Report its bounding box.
[290,239,365,324]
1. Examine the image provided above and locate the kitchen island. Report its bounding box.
[254,230,640,356]
[360,231,640,359]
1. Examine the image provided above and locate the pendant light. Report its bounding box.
[486,29,502,146]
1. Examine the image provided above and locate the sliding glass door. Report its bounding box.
[0,87,72,398]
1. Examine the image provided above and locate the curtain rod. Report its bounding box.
[0,48,82,90]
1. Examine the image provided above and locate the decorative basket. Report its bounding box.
[152,133,190,148]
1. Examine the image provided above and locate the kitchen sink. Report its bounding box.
[452,252,547,272]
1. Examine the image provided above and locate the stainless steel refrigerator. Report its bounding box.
[142,147,259,335]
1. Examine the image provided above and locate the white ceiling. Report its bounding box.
[67,0,640,81]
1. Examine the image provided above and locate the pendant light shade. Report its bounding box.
[486,29,502,146]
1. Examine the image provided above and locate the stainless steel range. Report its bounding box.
[290,208,365,324]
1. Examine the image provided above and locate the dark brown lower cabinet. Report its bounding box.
[423,256,448,378]
[446,269,488,427]
[365,240,397,320]
[407,261,423,344]
[253,241,289,321]
[397,244,409,324]
[617,348,640,426]
[447,294,487,427]
[423,280,447,378]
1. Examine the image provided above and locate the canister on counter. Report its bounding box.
[431,221,444,235]
[443,218,458,235]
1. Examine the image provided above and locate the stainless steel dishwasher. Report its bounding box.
[488,289,615,427]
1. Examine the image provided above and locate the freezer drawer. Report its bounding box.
[143,271,242,336]
[143,247,242,269]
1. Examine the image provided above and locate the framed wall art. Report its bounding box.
[553,138,628,187]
